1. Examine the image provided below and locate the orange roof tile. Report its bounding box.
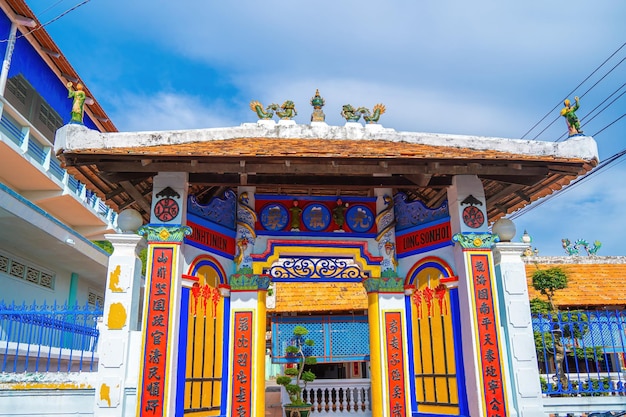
[526,260,626,308]
[270,282,368,313]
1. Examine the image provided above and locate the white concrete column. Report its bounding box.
[447,175,488,417]
[492,242,544,417]
[94,233,145,416]
[448,175,511,417]
[135,171,190,417]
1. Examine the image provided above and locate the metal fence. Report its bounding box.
[0,300,103,372]
[533,310,626,397]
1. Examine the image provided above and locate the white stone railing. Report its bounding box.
[281,379,372,417]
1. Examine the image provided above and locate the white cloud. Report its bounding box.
[105,92,244,132]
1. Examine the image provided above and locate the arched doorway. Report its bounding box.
[254,241,381,414]
[178,255,229,416]
[406,257,468,416]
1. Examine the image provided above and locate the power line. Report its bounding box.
[520,42,626,140]
[554,83,626,142]
[537,55,626,142]
[510,139,626,221]
[0,0,92,43]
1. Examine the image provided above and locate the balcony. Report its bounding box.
[0,97,116,238]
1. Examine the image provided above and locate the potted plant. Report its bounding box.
[276,325,317,417]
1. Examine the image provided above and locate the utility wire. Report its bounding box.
[520,42,626,140]
[554,84,626,142]
[536,55,626,141]
[509,147,626,221]
[0,0,92,42]
[510,122,626,221]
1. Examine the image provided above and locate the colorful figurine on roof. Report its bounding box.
[249,100,276,120]
[362,103,386,124]
[275,100,297,120]
[340,103,386,123]
[67,81,86,124]
[310,89,326,122]
[560,96,583,136]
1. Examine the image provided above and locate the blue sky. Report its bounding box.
[30,0,626,256]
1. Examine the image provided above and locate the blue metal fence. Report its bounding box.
[0,300,103,372]
[533,310,626,396]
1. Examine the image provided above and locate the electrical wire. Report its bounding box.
[0,0,92,43]
[520,42,626,140]
[554,84,626,142]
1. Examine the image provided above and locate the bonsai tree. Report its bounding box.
[532,267,568,312]
[276,325,317,407]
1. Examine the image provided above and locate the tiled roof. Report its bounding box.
[57,138,589,162]
[526,260,626,308]
[270,282,368,313]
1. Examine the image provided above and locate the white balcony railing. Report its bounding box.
[281,379,372,417]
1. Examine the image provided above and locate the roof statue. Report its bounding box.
[249,100,276,120]
[275,100,297,120]
[310,89,325,122]
[340,104,362,122]
[340,103,386,123]
[67,81,86,124]
[362,104,386,124]
[560,96,583,137]
[562,238,601,256]
[249,100,297,120]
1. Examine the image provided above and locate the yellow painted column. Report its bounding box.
[367,291,383,417]
[228,274,269,417]
[364,277,412,417]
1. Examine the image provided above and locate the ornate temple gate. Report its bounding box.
[179,256,229,416]
[405,257,467,416]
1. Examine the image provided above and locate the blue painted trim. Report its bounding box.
[405,294,418,413]
[414,412,470,417]
[256,195,377,203]
[406,262,450,286]
[187,213,237,237]
[256,230,376,239]
[220,295,231,416]
[271,277,363,283]
[397,241,454,259]
[254,241,381,265]
[0,182,110,257]
[189,257,227,285]
[176,287,190,417]
[450,289,469,416]
[395,217,451,237]
[184,238,234,261]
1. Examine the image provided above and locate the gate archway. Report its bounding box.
[178,255,229,416]
[406,257,468,416]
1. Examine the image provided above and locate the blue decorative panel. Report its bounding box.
[302,204,331,231]
[271,316,370,363]
[266,257,367,282]
[345,205,375,233]
[187,189,236,230]
[260,203,289,231]
[394,192,449,231]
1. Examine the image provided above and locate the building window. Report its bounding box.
[38,101,63,132]
[88,289,104,307]
[0,249,55,290]
[6,75,28,104]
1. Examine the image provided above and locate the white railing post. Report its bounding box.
[296,379,372,417]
